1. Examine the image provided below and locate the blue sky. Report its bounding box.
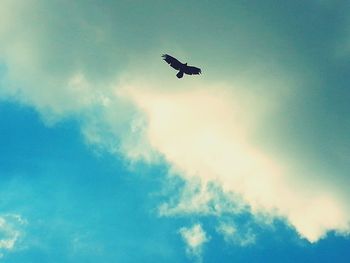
[0,0,349,262]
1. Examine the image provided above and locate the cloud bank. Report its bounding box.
[124,84,350,242]
[0,0,349,244]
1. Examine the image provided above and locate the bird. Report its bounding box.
[162,54,201,79]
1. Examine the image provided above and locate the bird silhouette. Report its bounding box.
[162,54,201,79]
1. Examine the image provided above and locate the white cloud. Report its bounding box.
[216,221,256,246]
[179,224,209,258]
[0,214,27,258]
[158,180,245,217]
[125,84,350,242]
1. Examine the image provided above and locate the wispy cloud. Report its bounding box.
[216,221,256,247]
[158,180,245,217]
[0,214,27,258]
[179,223,209,260]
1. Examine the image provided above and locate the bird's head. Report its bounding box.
[185,63,188,65]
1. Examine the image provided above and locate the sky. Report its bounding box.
[0,0,349,262]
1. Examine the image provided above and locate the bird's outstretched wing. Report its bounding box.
[162,54,183,70]
[183,66,202,75]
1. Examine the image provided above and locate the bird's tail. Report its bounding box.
[176,71,184,78]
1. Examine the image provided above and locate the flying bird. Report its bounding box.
[162,54,201,79]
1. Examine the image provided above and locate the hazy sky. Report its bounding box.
[0,0,349,262]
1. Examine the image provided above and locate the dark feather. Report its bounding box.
[162,54,183,70]
[183,66,201,75]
